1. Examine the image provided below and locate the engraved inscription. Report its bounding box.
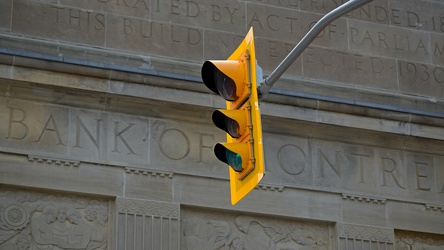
[398,60,444,98]
[389,0,444,33]
[348,20,431,62]
[2,102,444,203]
[11,0,444,99]
[159,129,190,160]
[302,0,444,34]
[107,15,203,60]
[303,46,397,90]
[152,0,245,33]
[6,107,28,140]
[51,6,105,31]
[432,33,444,66]
[61,0,150,18]
[12,0,106,46]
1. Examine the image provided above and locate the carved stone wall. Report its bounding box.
[0,186,109,250]
[181,207,333,250]
[395,230,444,250]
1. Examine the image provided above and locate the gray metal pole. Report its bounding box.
[257,0,374,100]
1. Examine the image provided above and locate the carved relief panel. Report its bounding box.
[396,230,444,250]
[337,223,395,250]
[0,186,109,250]
[181,207,333,250]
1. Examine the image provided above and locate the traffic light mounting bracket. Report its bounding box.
[236,102,255,181]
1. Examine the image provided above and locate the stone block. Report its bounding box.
[61,0,150,19]
[341,195,387,227]
[11,0,106,47]
[68,108,109,163]
[398,60,444,99]
[431,33,444,66]
[387,201,444,235]
[147,119,226,176]
[303,46,398,90]
[203,29,246,60]
[389,0,444,33]
[152,0,246,34]
[0,152,124,196]
[104,112,151,167]
[0,0,12,31]
[348,19,431,63]
[247,3,348,51]
[311,139,379,193]
[255,37,302,77]
[106,14,203,61]
[0,99,70,157]
[263,133,313,186]
[0,63,12,82]
[124,168,173,202]
[404,152,438,201]
[300,0,390,25]
[11,66,110,92]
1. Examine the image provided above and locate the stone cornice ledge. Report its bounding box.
[342,193,386,204]
[125,167,174,178]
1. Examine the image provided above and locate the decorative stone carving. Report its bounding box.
[124,167,174,178]
[255,184,284,192]
[337,223,394,249]
[396,230,444,250]
[28,155,80,167]
[116,197,179,218]
[0,187,108,250]
[116,198,180,249]
[425,204,444,212]
[341,193,386,204]
[181,207,331,250]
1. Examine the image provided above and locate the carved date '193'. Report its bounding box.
[399,61,444,84]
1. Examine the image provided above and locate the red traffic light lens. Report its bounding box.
[214,69,238,101]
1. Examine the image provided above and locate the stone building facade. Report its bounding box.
[0,0,443,249]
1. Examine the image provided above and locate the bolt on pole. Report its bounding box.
[257,0,374,101]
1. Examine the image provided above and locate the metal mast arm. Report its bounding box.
[257,0,374,100]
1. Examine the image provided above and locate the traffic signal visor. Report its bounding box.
[212,109,248,139]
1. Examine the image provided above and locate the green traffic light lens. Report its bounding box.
[226,150,243,172]
[215,70,238,101]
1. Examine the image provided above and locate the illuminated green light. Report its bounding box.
[226,150,243,172]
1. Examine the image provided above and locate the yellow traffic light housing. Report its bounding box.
[201,27,264,205]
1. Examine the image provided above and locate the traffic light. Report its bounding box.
[201,28,264,205]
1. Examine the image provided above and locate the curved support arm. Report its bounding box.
[257,0,374,101]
